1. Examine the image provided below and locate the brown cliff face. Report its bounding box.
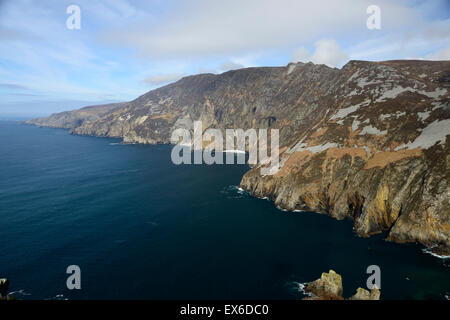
[240,60,450,253]
[26,60,450,252]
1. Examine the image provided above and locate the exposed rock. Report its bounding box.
[0,278,10,299]
[303,271,381,300]
[350,287,371,300]
[370,285,381,300]
[26,60,450,252]
[304,270,343,299]
[350,285,381,300]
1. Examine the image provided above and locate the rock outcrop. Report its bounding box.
[26,60,450,253]
[304,270,343,300]
[303,270,381,300]
[349,286,381,300]
[0,278,11,300]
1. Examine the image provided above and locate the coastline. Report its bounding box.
[22,120,450,259]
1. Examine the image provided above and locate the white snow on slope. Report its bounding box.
[359,125,387,136]
[376,87,447,102]
[395,119,450,150]
[330,99,371,120]
[288,141,340,154]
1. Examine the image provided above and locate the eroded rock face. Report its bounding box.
[350,286,381,300]
[304,270,343,299]
[350,287,371,300]
[26,60,450,251]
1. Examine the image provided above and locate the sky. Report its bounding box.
[0,0,449,117]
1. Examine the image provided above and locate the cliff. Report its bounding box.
[27,102,125,129]
[26,60,450,253]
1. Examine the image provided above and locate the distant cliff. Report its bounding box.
[27,102,125,129]
[26,60,450,254]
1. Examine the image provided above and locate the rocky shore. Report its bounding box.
[302,270,380,300]
[26,60,450,253]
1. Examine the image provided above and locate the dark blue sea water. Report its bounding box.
[0,120,448,300]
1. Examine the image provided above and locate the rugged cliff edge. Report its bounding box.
[26,60,450,253]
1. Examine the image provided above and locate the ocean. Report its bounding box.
[0,120,448,300]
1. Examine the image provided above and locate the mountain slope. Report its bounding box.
[26,60,450,254]
[27,102,126,129]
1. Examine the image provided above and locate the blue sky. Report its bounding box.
[0,0,449,117]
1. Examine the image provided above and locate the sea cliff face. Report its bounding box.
[26,60,450,253]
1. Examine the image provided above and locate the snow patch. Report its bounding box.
[288,141,340,154]
[330,99,371,120]
[357,77,382,88]
[420,88,447,99]
[395,119,450,150]
[351,119,360,131]
[306,142,340,153]
[417,111,431,122]
[376,86,412,102]
[379,111,406,121]
[376,86,447,102]
[432,101,449,111]
[359,125,387,136]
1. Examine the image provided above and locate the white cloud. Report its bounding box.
[292,39,348,67]
[292,47,311,63]
[98,0,418,59]
[311,39,349,67]
[219,61,244,71]
[197,67,217,74]
[143,73,184,85]
[425,45,450,60]
[1,0,450,116]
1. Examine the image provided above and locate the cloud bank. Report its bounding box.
[292,39,348,67]
[0,0,449,116]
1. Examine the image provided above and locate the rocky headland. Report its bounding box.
[26,60,450,254]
